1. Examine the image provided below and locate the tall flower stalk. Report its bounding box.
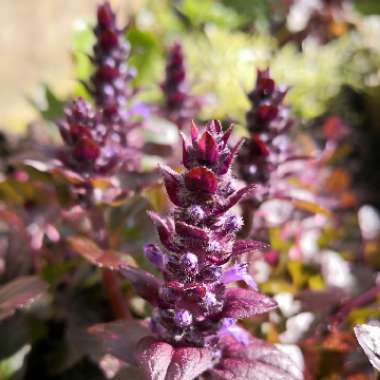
[144,120,277,354]
[238,68,297,235]
[86,1,136,147]
[99,120,303,379]
[161,42,201,129]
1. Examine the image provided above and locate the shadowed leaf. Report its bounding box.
[0,276,48,321]
[68,236,136,270]
[89,320,149,365]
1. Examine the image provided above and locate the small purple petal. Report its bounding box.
[180,252,198,270]
[174,309,193,327]
[222,264,258,290]
[144,243,167,269]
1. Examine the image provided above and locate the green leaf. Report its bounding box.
[30,84,64,122]
[127,27,162,85]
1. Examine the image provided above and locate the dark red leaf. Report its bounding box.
[159,165,184,207]
[175,221,209,241]
[191,120,199,143]
[185,167,217,194]
[180,132,192,169]
[198,131,218,164]
[222,126,233,147]
[147,211,176,251]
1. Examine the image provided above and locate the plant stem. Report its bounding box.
[91,205,132,320]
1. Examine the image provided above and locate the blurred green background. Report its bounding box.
[1,0,380,131]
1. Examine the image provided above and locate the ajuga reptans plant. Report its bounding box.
[122,120,304,379]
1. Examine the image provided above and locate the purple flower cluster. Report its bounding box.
[57,97,122,175]
[86,1,136,145]
[145,121,276,355]
[161,42,201,129]
[238,68,294,185]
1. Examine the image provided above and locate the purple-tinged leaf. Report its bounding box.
[185,167,217,194]
[222,126,233,147]
[148,211,176,251]
[122,267,162,305]
[232,240,269,256]
[211,357,299,380]
[68,236,137,270]
[354,324,380,371]
[212,335,304,380]
[180,132,192,169]
[222,288,277,319]
[209,119,222,133]
[198,131,218,165]
[191,120,199,143]
[219,139,244,175]
[215,185,256,215]
[0,276,48,321]
[175,221,209,241]
[135,337,174,380]
[165,346,213,380]
[89,320,149,365]
[159,165,184,207]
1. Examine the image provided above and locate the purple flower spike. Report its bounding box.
[144,243,167,270]
[160,43,202,129]
[238,68,295,185]
[57,98,122,175]
[144,121,276,357]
